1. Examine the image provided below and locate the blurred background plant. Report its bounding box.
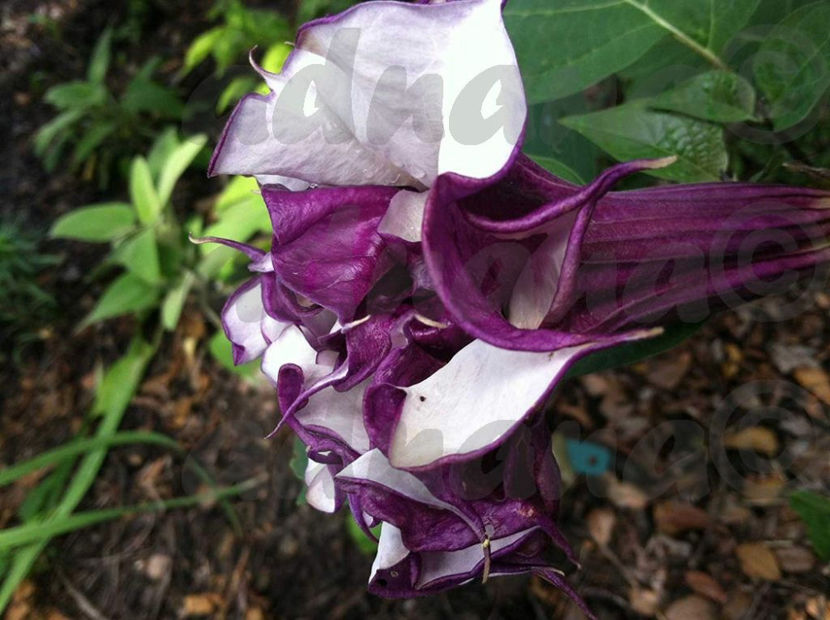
[34,27,185,188]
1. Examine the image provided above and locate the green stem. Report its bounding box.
[622,0,730,71]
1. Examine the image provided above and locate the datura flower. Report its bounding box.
[205,0,830,610]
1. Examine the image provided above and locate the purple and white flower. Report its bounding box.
[205,0,830,609]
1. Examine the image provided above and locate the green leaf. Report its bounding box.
[790,490,830,561]
[129,157,163,225]
[0,478,260,552]
[504,0,665,103]
[71,120,117,166]
[87,27,113,84]
[526,154,586,185]
[49,203,136,242]
[44,81,108,110]
[122,73,184,118]
[0,432,180,487]
[568,322,703,378]
[505,0,761,104]
[217,76,259,114]
[754,1,830,130]
[156,135,208,207]
[160,272,195,331]
[346,514,380,555]
[115,229,162,285]
[650,70,757,123]
[183,27,225,74]
[34,110,84,158]
[147,128,181,179]
[202,193,270,249]
[0,338,155,614]
[208,330,259,378]
[214,176,261,213]
[79,273,159,328]
[561,103,728,183]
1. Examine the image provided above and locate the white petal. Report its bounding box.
[389,339,594,468]
[223,281,268,363]
[305,460,337,513]
[295,380,372,454]
[369,523,411,581]
[211,0,524,186]
[508,213,576,329]
[378,190,428,242]
[416,528,535,588]
[261,325,333,386]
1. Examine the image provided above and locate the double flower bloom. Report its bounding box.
[206,0,830,608]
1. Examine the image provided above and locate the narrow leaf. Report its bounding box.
[79,273,159,329]
[129,157,163,225]
[156,135,207,207]
[160,272,195,331]
[87,27,113,84]
[116,229,162,285]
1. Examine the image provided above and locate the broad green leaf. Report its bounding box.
[629,0,761,54]
[505,0,760,104]
[567,321,703,378]
[560,103,728,183]
[504,0,665,103]
[790,490,830,561]
[79,273,159,328]
[87,27,112,84]
[34,110,83,158]
[750,0,816,27]
[754,1,830,130]
[526,154,586,184]
[651,70,758,122]
[129,157,163,225]
[156,135,208,207]
[160,272,195,331]
[50,203,136,242]
[183,27,225,74]
[618,36,707,90]
[44,81,108,110]
[116,229,162,284]
[524,97,602,184]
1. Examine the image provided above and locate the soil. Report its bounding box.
[1,1,829,619]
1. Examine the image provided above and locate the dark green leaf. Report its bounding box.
[87,27,113,84]
[504,0,665,103]
[526,154,586,184]
[34,110,84,158]
[346,514,380,555]
[115,229,162,285]
[44,81,107,110]
[754,1,830,130]
[560,103,728,182]
[790,490,830,561]
[49,203,136,242]
[650,70,757,122]
[122,76,184,118]
[71,120,117,166]
[79,273,159,328]
[567,321,703,378]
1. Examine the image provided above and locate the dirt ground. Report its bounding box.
[1,1,829,619]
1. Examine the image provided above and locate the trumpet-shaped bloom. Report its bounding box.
[208,0,830,611]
